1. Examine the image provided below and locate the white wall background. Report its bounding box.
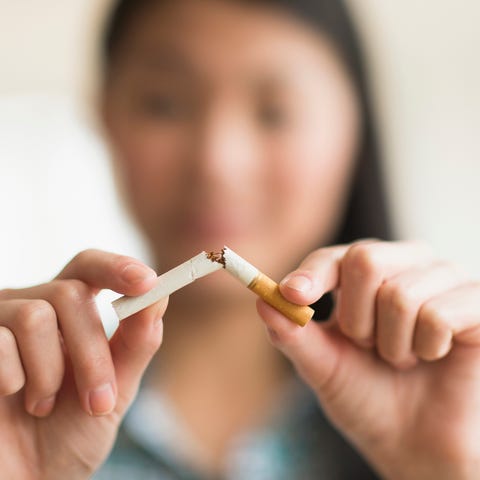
[0,0,479,295]
[350,0,480,274]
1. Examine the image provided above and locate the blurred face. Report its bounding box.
[102,0,359,282]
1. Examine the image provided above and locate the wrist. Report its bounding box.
[382,459,480,480]
[42,459,94,480]
[360,444,480,480]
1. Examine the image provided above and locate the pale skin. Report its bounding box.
[1,1,480,478]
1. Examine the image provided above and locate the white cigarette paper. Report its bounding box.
[112,251,222,321]
[222,247,258,285]
[221,246,314,327]
[111,247,314,327]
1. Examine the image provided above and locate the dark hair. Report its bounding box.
[103,0,393,247]
[271,1,392,245]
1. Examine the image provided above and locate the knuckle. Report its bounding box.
[378,282,416,318]
[418,302,446,333]
[0,326,16,352]
[71,249,98,265]
[343,243,380,280]
[79,353,112,379]
[0,328,25,396]
[376,324,416,367]
[112,254,135,272]
[388,355,417,370]
[338,319,365,342]
[415,305,452,361]
[336,308,370,342]
[377,345,402,367]
[28,354,65,395]
[0,376,25,396]
[422,348,446,362]
[53,279,93,306]
[0,288,14,300]
[15,300,56,334]
[28,371,63,398]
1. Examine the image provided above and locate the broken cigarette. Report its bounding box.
[211,247,314,327]
[112,246,314,327]
[112,251,223,321]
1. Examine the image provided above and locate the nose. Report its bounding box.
[190,102,261,199]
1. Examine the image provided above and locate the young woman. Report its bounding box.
[1,1,479,478]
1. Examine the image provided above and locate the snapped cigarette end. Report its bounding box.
[249,272,314,327]
[112,251,223,321]
[113,247,314,327]
[214,247,314,327]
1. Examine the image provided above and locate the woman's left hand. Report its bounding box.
[258,240,480,480]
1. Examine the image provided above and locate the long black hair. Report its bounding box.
[102,0,393,246]
[271,0,392,244]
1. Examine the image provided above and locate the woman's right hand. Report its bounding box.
[0,249,166,480]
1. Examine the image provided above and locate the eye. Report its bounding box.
[140,94,187,120]
[257,103,289,129]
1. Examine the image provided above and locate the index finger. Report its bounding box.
[56,249,158,296]
[279,244,349,305]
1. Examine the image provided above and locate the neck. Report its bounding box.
[147,286,291,472]
[153,287,289,393]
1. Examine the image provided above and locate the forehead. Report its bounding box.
[115,0,344,84]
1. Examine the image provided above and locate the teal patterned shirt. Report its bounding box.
[94,379,379,479]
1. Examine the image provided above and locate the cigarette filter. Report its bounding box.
[220,247,314,327]
[112,251,223,321]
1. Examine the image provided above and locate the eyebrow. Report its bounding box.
[127,48,195,76]
[124,47,300,92]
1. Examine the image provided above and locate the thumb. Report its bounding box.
[109,298,168,416]
[257,299,343,394]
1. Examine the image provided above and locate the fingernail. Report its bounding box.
[121,264,156,285]
[89,383,115,416]
[281,274,312,293]
[32,395,56,417]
